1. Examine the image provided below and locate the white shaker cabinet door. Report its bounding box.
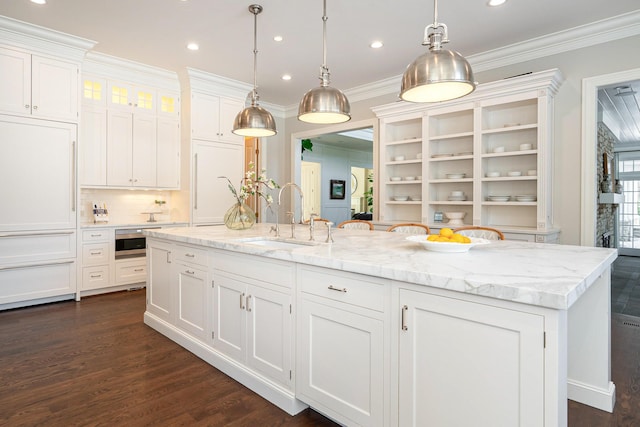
[0,116,76,231]
[31,55,79,122]
[156,116,180,189]
[0,47,31,116]
[106,110,133,186]
[147,240,173,323]
[175,262,209,341]
[212,271,246,362]
[398,288,544,427]
[131,113,157,187]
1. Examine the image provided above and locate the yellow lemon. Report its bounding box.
[462,236,471,244]
[427,234,439,241]
[439,227,453,238]
[451,233,464,243]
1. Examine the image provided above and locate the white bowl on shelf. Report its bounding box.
[519,143,533,151]
[416,176,422,181]
[507,171,522,177]
[393,196,409,201]
[485,171,501,177]
[450,190,464,197]
[493,146,505,153]
[393,155,405,161]
[410,195,422,201]
[404,176,415,181]
[390,176,402,181]
[446,173,466,179]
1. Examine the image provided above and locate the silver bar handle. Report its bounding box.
[402,305,408,331]
[194,153,198,209]
[240,292,245,309]
[327,285,347,293]
[166,251,171,264]
[185,253,195,258]
[0,259,74,271]
[184,270,194,275]
[246,294,252,312]
[134,268,144,272]
[0,230,74,238]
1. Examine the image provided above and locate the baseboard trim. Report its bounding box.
[144,311,308,416]
[568,379,616,413]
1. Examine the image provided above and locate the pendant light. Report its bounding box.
[233,4,277,137]
[400,0,475,103]
[297,0,351,124]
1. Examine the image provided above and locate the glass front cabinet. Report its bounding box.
[373,69,563,242]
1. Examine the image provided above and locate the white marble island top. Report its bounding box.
[145,224,617,310]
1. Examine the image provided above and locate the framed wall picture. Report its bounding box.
[330,179,346,199]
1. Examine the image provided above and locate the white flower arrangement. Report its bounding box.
[219,162,279,206]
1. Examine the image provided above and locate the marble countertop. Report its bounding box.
[80,221,189,229]
[145,223,617,310]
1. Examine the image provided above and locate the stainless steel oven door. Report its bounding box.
[114,228,147,259]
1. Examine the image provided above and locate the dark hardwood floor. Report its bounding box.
[1,288,639,426]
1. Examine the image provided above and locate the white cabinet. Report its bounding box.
[373,69,563,239]
[146,239,173,323]
[173,244,209,341]
[0,46,79,122]
[156,116,180,189]
[106,110,157,187]
[80,71,180,189]
[398,288,544,427]
[296,265,387,427]
[0,116,76,231]
[79,228,113,291]
[191,92,243,144]
[212,252,294,389]
[192,140,244,224]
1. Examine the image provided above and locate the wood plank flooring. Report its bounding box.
[1,289,639,426]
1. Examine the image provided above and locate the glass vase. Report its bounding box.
[224,201,256,230]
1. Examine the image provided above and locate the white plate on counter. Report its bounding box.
[406,235,491,253]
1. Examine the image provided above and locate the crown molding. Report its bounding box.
[83,52,179,91]
[180,68,253,99]
[283,10,640,118]
[0,15,95,61]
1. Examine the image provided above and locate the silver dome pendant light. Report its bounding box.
[400,0,475,103]
[233,4,277,137]
[297,0,351,124]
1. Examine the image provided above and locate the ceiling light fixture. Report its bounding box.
[297,0,351,124]
[487,0,507,6]
[400,0,475,103]
[233,4,277,137]
[370,41,384,49]
[281,74,292,81]
[186,42,199,51]
[30,0,46,4]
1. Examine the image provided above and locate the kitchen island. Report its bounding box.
[144,224,616,427]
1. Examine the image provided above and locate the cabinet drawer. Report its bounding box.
[213,251,294,288]
[82,229,112,242]
[0,260,75,305]
[82,242,110,265]
[174,245,208,267]
[115,258,146,285]
[298,266,385,312]
[0,231,75,265]
[82,265,110,291]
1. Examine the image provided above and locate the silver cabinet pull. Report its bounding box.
[90,251,102,255]
[71,141,76,212]
[33,105,38,110]
[328,285,347,293]
[134,268,143,272]
[25,104,30,109]
[240,292,245,309]
[193,153,198,209]
[184,270,194,275]
[0,230,74,238]
[90,233,102,237]
[246,295,252,312]
[166,251,171,264]
[401,305,408,331]
[185,253,195,258]
[90,274,102,278]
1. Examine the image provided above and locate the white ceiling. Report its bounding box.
[1,0,639,109]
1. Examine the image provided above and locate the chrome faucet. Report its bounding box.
[309,213,319,241]
[277,183,305,234]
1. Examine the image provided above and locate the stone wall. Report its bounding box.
[596,122,617,247]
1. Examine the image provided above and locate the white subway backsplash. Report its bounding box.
[80,189,174,224]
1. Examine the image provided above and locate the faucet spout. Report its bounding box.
[278,182,305,224]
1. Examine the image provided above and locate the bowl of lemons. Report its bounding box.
[406,228,490,253]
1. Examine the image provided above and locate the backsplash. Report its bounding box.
[80,189,176,225]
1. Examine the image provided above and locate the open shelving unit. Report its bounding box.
[372,69,563,242]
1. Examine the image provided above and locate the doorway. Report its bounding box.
[301,161,321,217]
[617,151,640,256]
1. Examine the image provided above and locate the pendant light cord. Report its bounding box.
[251,5,260,105]
[319,0,330,87]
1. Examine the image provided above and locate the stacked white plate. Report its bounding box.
[431,153,453,158]
[515,195,537,202]
[447,195,467,201]
[445,173,465,179]
[487,195,510,202]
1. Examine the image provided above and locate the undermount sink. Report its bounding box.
[235,237,318,250]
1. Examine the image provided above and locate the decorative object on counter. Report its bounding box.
[232,4,277,137]
[615,179,623,194]
[406,235,489,253]
[400,0,475,103]
[297,0,351,124]
[92,201,109,223]
[141,211,161,222]
[219,162,279,230]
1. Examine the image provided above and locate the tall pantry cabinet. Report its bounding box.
[0,16,94,309]
[176,68,251,225]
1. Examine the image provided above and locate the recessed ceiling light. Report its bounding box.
[281,74,292,81]
[187,43,199,51]
[30,0,46,4]
[487,0,507,6]
[273,35,283,42]
[370,41,383,49]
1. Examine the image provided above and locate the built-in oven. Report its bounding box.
[114,228,158,259]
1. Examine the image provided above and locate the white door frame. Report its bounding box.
[581,67,640,246]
